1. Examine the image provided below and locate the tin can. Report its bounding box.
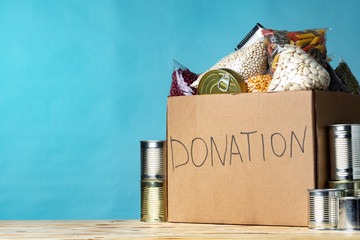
[329,180,360,196]
[308,189,343,229]
[141,180,166,222]
[198,68,247,95]
[141,141,166,180]
[329,124,360,180]
[338,196,360,230]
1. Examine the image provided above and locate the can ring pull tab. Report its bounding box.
[217,74,230,92]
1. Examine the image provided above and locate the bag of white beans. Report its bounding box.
[191,41,268,88]
[268,45,330,92]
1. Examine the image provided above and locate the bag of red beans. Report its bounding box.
[170,59,198,96]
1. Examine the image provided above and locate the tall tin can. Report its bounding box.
[308,189,343,229]
[338,196,360,230]
[140,140,166,222]
[141,180,166,222]
[141,141,166,180]
[329,124,360,180]
[329,180,360,197]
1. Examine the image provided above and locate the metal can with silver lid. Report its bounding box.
[338,196,360,230]
[140,140,167,222]
[308,189,344,229]
[329,124,360,180]
[141,180,166,222]
[141,140,166,180]
[197,68,247,95]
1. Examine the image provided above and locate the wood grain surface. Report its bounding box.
[0,220,359,239]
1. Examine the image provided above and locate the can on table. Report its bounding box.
[308,189,343,229]
[329,180,360,197]
[141,180,166,222]
[329,124,360,180]
[338,196,360,230]
[141,140,166,180]
[197,68,247,95]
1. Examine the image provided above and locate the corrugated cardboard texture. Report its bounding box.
[314,91,360,188]
[167,91,316,226]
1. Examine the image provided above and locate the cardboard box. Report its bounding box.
[166,90,360,226]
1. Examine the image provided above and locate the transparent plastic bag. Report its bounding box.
[325,61,348,93]
[268,45,330,92]
[170,60,198,96]
[245,74,272,93]
[191,41,268,88]
[262,28,328,74]
[335,58,360,94]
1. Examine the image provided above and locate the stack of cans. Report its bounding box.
[308,124,360,230]
[140,140,166,222]
[328,124,360,194]
[328,124,360,230]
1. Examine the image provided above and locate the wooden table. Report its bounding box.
[0,220,359,239]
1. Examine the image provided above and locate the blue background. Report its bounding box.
[0,0,359,220]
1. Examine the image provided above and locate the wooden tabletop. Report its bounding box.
[0,220,359,239]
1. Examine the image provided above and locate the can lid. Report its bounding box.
[141,140,165,148]
[329,123,360,127]
[198,69,247,95]
[141,179,165,184]
[328,180,360,188]
[307,188,343,192]
[329,124,360,131]
[338,196,360,200]
[308,189,344,197]
[328,182,360,191]
[329,180,360,183]
[329,124,360,139]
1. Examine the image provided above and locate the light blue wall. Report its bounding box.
[0,0,359,220]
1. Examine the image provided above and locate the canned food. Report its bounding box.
[329,180,360,196]
[329,124,360,180]
[308,189,343,229]
[338,196,360,230]
[198,68,247,95]
[141,180,166,222]
[141,141,166,180]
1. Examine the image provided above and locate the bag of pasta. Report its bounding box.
[262,28,328,74]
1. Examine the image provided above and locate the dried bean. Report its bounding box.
[268,45,330,92]
[191,42,268,88]
[263,28,327,73]
[170,68,198,96]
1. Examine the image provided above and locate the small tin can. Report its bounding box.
[198,68,247,95]
[338,196,360,230]
[141,180,166,222]
[308,189,343,229]
[141,141,166,180]
[329,124,360,180]
[329,180,360,196]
